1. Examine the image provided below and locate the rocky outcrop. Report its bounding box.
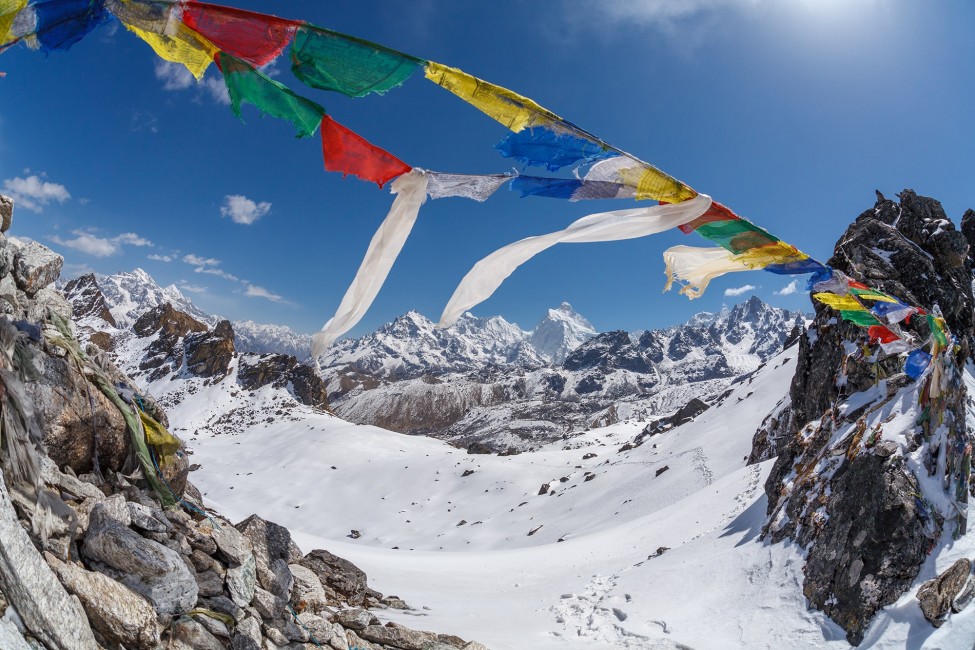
[133,303,208,381]
[917,558,974,627]
[185,319,235,379]
[62,274,117,327]
[0,195,12,232]
[13,241,63,298]
[238,353,329,409]
[760,190,975,645]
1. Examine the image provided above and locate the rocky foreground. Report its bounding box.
[0,196,488,649]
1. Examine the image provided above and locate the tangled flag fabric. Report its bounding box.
[0,0,27,46]
[124,20,217,80]
[438,193,713,327]
[182,1,298,67]
[663,246,755,298]
[312,169,429,358]
[497,127,615,172]
[424,171,513,202]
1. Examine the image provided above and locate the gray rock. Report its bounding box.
[230,634,262,650]
[296,612,337,644]
[127,502,170,533]
[227,554,258,607]
[917,558,972,626]
[191,611,231,639]
[81,506,198,617]
[0,614,32,650]
[301,549,369,606]
[345,629,381,650]
[331,607,377,631]
[267,557,295,599]
[0,194,13,232]
[263,623,289,646]
[204,594,246,623]
[196,569,225,598]
[0,474,99,650]
[206,518,254,566]
[168,618,225,650]
[45,553,160,650]
[13,241,62,297]
[236,514,303,594]
[289,563,329,615]
[252,586,286,620]
[954,574,975,613]
[26,285,73,323]
[96,495,131,527]
[236,616,263,645]
[359,622,437,650]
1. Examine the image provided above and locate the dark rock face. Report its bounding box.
[238,354,329,409]
[62,274,117,327]
[762,189,975,645]
[563,330,653,373]
[917,558,973,627]
[802,453,928,645]
[185,320,235,379]
[133,303,208,381]
[299,549,368,607]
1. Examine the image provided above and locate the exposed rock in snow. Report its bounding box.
[97,269,214,329]
[62,274,117,327]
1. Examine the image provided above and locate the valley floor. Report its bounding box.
[166,350,975,649]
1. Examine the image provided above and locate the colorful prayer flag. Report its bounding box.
[321,115,411,188]
[496,126,614,172]
[183,1,299,67]
[124,20,217,80]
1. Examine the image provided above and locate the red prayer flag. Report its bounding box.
[677,200,741,234]
[867,325,899,344]
[183,2,300,67]
[321,115,411,188]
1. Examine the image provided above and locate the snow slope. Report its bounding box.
[144,341,975,649]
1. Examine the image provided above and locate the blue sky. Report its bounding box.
[1,0,973,337]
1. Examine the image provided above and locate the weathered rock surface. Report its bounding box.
[46,552,161,650]
[133,303,208,381]
[917,558,973,627]
[0,194,13,232]
[301,549,369,607]
[82,504,199,617]
[238,354,329,409]
[13,241,63,298]
[185,319,235,379]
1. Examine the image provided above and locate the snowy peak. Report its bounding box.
[97,268,214,329]
[231,319,312,359]
[527,302,597,363]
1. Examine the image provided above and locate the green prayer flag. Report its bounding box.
[218,52,325,138]
[839,310,881,327]
[291,25,421,98]
[694,219,780,255]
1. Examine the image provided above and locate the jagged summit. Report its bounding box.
[96,268,213,329]
[528,302,597,363]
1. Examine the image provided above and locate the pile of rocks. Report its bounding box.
[0,195,488,650]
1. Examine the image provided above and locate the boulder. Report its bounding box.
[359,622,437,650]
[226,554,257,607]
[13,240,62,297]
[0,194,13,232]
[236,514,302,596]
[917,558,973,627]
[185,319,235,378]
[238,354,330,408]
[133,303,207,381]
[46,553,160,650]
[167,618,225,650]
[331,607,377,631]
[301,549,369,606]
[289,563,329,615]
[0,474,99,650]
[81,504,198,617]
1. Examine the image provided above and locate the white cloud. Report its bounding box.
[178,282,207,294]
[201,76,230,105]
[724,284,757,297]
[114,232,153,247]
[774,280,799,296]
[595,0,760,26]
[197,266,240,282]
[62,262,97,279]
[154,60,195,91]
[148,254,173,262]
[221,195,271,225]
[244,283,284,302]
[2,174,70,213]
[50,230,154,257]
[182,253,220,267]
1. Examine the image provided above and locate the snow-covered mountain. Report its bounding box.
[323,296,804,450]
[232,319,312,359]
[95,268,215,328]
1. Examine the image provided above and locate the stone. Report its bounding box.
[13,241,62,297]
[26,285,73,323]
[0,194,13,232]
[301,549,369,607]
[345,630,381,650]
[0,474,99,650]
[238,355,330,409]
[954,574,975,613]
[168,618,225,650]
[252,586,287,620]
[331,608,377,631]
[359,622,437,650]
[227,554,258,607]
[205,518,254,566]
[231,633,262,650]
[236,514,302,596]
[265,558,295,599]
[191,548,215,573]
[381,595,409,610]
[127,502,170,533]
[289,563,329,615]
[233,616,263,648]
[917,558,972,627]
[461,642,490,650]
[185,320,236,378]
[192,611,231,639]
[196,569,225,598]
[96,495,131,527]
[203,594,246,623]
[296,612,337,644]
[263,624,289,646]
[81,506,198,618]
[45,553,161,650]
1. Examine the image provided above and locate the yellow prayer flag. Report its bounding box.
[0,0,27,46]
[813,292,866,311]
[734,242,807,269]
[849,288,899,303]
[424,61,561,132]
[139,410,182,467]
[124,21,217,80]
[618,165,697,203]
